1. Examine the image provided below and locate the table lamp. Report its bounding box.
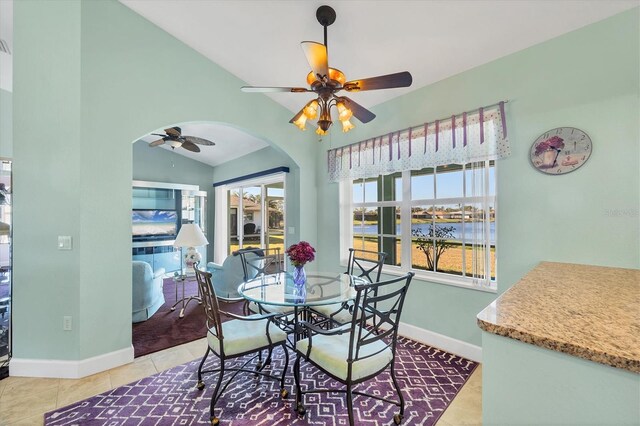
[173,223,209,275]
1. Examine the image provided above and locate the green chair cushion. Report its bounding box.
[296,326,392,381]
[207,315,287,357]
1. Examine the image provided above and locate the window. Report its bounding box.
[345,161,496,290]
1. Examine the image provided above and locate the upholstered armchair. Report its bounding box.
[206,249,261,302]
[132,261,166,323]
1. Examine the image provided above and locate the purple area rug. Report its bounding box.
[45,336,477,425]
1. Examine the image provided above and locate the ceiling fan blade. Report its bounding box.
[164,127,182,137]
[149,138,165,147]
[181,141,200,153]
[184,136,215,146]
[340,96,376,123]
[241,86,309,93]
[301,41,329,82]
[343,71,413,92]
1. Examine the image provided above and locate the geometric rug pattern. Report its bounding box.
[45,336,477,425]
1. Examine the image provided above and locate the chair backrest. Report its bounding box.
[235,247,283,281]
[346,248,387,283]
[194,265,224,340]
[132,260,154,283]
[347,272,414,376]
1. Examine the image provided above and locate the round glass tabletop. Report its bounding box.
[239,271,366,307]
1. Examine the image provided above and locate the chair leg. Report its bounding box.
[209,358,225,425]
[279,345,289,398]
[390,363,405,424]
[196,347,211,390]
[346,383,355,426]
[293,354,305,416]
[261,348,273,369]
[256,350,263,369]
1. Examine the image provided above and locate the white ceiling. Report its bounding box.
[137,123,269,167]
[2,1,637,167]
[119,0,637,167]
[120,0,637,114]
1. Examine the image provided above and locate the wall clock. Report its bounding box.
[530,127,592,175]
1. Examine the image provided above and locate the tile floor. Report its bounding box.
[0,338,482,425]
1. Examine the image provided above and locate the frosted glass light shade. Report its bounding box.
[174,223,209,248]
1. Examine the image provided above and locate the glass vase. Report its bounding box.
[292,265,307,286]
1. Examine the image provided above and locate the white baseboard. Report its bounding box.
[10,345,134,379]
[398,322,482,363]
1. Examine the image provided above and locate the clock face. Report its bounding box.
[530,127,592,175]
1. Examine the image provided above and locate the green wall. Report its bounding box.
[0,89,11,158]
[316,8,640,346]
[11,0,638,371]
[13,0,317,362]
[482,332,640,424]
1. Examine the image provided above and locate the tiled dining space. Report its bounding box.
[0,338,482,425]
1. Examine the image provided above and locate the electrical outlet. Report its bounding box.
[63,316,72,331]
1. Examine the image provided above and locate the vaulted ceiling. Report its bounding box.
[2,1,636,166]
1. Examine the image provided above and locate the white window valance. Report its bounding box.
[327,101,510,182]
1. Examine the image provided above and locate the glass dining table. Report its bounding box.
[238,270,366,341]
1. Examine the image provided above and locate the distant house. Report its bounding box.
[229,195,262,235]
[412,211,433,220]
[444,211,472,220]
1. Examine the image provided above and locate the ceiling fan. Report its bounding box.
[241,5,412,135]
[148,126,215,153]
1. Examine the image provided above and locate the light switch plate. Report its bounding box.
[288,227,295,235]
[58,236,72,250]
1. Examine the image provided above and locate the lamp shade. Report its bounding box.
[173,223,209,248]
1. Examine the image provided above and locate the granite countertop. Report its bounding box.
[477,262,640,373]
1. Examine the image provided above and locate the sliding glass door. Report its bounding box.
[265,182,285,253]
[227,178,285,254]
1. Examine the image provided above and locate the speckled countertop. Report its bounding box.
[477,262,640,373]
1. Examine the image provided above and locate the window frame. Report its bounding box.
[340,161,497,293]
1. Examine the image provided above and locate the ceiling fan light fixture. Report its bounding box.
[292,113,308,131]
[336,101,353,121]
[341,118,355,133]
[318,119,332,132]
[241,5,412,138]
[303,99,319,120]
[306,67,346,86]
[167,140,182,148]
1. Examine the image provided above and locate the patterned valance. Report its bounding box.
[327,101,510,182]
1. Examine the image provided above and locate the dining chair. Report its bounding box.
[237,247,293,316]
[236,247,284,281]
[293,272,414,425]
[311,248,387,325]
[193,265,290,426]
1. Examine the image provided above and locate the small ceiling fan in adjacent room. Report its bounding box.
[148,126,215,153]
[241,5,412,135]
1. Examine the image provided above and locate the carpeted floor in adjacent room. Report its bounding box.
[132,278,244,358]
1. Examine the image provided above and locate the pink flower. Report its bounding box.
[535,136,565,156]
[286,241,316,267]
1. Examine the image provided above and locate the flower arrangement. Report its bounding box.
[184,247,202,267]
[535,135,565,156]
[285,241,316,267]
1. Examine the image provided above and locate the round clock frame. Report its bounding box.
[529,127,592,175]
